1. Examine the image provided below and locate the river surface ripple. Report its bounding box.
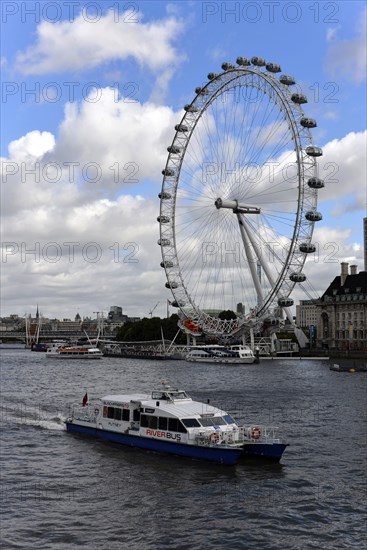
[1,348,366,549]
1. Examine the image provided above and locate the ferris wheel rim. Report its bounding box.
[158,60,321,336]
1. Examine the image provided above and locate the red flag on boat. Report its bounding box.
[82,392,88,406]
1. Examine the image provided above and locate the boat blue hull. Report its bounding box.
[241,443,288,462]
[66,422,242,465]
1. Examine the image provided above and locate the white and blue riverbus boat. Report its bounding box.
[66,386,287,465]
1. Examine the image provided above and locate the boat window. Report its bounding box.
[182,418,201,428]
[149,416,158,429]
[223,414,236,425]
[168,418,187,433]
[107,407,115,419]
[168,391,188,400]
[140,414,149,427]
[141,414,158,428]
[168,418,178,432]
[122,409,130,422]
[212,417,226,426]
[199,417,215,427]
[133,409,140,422]
[176,420,187,433]
[114,408,122,421]
[152,391,164,400]
[199,416,227,427]
[158,417,168,430]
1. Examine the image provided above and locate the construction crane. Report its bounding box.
[149,302,159,318]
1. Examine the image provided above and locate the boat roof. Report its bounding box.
[103,393,150,403]
[102,390,228,418]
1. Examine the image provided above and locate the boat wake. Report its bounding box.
[1,404,66,431]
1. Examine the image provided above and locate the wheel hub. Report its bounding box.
[214,198,261,214]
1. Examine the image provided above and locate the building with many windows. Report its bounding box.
[315,263,367,350]
[296,299,319,329]
[295,262,367,350]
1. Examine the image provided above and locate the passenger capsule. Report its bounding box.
[165,281,179,289]
[236,57,251,66]
[278,297,294,308]
[300,117,317,128]
[171,300,185,308]
[175,124,188,132]
[299,243,316,253]
[291,93,308,104]
[306,146,323,157]
[162,168,175,177]
[221,62,235,71]
[160,261,174,268]
[158,192,171,200]
[207,72,219,80]
[279,75,296,85]
[158,239,171,247]
[307,177,325,189]
[167,145,181,154]
[195,87,209,95]
[266,63,281,73]
[251,57,266,66]
[305,210,323,222]
[290,272,306,283]
[157,216,170,224]
[184,104,199,113]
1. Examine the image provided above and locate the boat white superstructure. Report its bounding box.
[186,345,255,364]
[46,342,103,359]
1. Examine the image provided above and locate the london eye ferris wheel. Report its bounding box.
[158,57,324,338]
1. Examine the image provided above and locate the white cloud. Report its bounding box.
[291,225,364,304]
[1,190,167,318]
[15,9,185,75]
[2,88,182,217]
[8,130,55,161]
[53,87,181,189]
[325,8,367,84]
[317,131,367,214]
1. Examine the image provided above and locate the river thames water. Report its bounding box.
[1,347,366,549]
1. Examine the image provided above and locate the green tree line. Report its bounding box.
[115,314,186,343]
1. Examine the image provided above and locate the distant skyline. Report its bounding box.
[1,1,366,319]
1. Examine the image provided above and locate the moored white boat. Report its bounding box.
[185,344,255,364]
[46,342,103,359]
[65,385,287,464]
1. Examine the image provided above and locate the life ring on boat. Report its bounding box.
[251,427,261,440]
[209,432,221,445]
[94,408,99,416]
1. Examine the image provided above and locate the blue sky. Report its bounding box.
[1,0,366,319]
